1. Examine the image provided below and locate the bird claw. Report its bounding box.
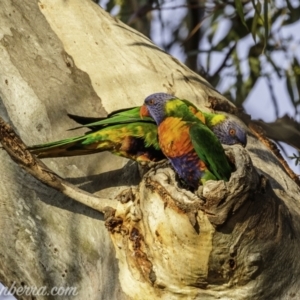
[146,159,169,170]
[138,159,169,177]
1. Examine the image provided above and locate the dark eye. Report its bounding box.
[147,98,156,105]
[229,128,236,136]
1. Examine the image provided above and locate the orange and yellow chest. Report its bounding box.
[158,117,194,158]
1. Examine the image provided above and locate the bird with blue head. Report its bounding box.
[28,92,246,183]
[140,92,247,189]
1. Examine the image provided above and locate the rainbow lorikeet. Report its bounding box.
[28,94,246,165]
[29,121,164,162]
[140,93,234,188]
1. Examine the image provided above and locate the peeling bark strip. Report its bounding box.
[0,116,116,212]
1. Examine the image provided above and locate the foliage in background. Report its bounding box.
[97,0,300,165]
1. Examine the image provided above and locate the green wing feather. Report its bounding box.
[68,102,207,130]
[28,122,161,160]
[69,107,153,130]
[163,99,232,181]
[189,123,232,181]
[180,99,198,110]
[29,99,235,163]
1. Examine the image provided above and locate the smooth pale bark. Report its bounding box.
[0,1,299,300]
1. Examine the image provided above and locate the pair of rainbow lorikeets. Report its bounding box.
[29,93,247,189]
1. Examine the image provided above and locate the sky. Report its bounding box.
[0,287,14,300]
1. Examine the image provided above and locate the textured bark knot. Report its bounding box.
[106,145,296,299]
[199,145,260,226]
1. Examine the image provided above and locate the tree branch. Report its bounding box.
[249,122,300,186]
[0,116,117,213]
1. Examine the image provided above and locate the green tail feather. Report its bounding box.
[28,122,161,160]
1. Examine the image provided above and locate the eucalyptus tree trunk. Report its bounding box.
[0,1,299,300]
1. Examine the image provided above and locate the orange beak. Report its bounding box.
[140,105,150,119]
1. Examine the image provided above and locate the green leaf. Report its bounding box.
[249,56,261,78]
[271,7,287,24]
[234,0,248,29]
[207,21,220,45]
[211,6,224,23]
[263,0,269,52]
[284,0,300,25]
[106,0,116,13]
[292,57,300,107]
[251,1,262,43]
